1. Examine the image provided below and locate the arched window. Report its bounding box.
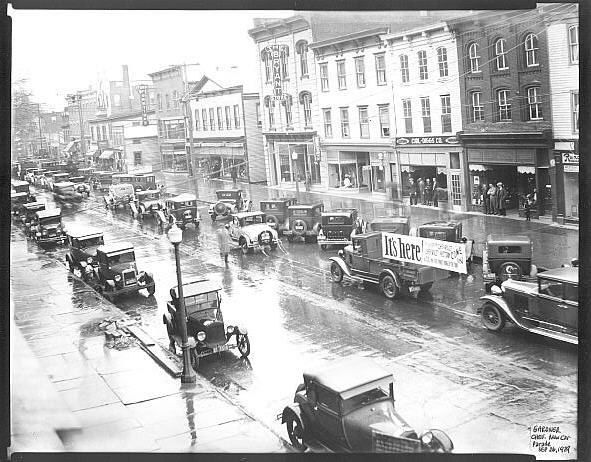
[264,96,275,129]
[261,49,272,83]
[494,38,508,71]
[282,94,293,126]
[299,91,312,127]
[468,42,480,73]
[568,25,578,63]
[436,47,448,77]
[524,33,539,67]
[296,41,309,77]
[526,86,543,120]
[280,47,290,80]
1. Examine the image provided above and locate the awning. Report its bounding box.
[517,166,536,174]
[99,150,114,160]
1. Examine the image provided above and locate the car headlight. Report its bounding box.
[36,232,41,237]
[87,257,93,264]
[421,432,433,446]
[338,250,344,257]
[226,326,235,334]
[197,331,206,342]
[114,275,122,282]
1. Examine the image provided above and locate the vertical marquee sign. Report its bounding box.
[266,45,286,102]
[136,84,149,126]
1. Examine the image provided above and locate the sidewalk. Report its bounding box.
[9,229,288,453]
[161,173,579,269]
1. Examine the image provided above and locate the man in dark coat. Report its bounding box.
[425,178,432,206]
[432,178,438,207]
[409,177,418,205]
[418,177,425,204]
[497,182,507,216]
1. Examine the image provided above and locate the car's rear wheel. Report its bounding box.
[380,274,399,300]
[236,334,250,357]
[286,414,306,451]
[190,349,200,371]
[330,262,343,283]
[481,303,506,332]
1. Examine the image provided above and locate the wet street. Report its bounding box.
[11,181,578,455]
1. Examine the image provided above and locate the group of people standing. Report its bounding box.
[408,177,439,207]
[483,182,509,216]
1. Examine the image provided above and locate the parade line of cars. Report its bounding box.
[11,165,579,453]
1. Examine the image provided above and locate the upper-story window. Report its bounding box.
[113,94,121,107]
[173,90,179,109]
[319,63,329,91]
[165,94,171,109]
[572,91,579,132]
[217,107,224,130]
[157,94,162,110]
[375,54,387,85]
[418,50,429,80]
[209,108,216,130]
[300,91,312,127]
[255,102,262,127]
[340,107,350,137]
[527,87,543,120]
[468,42,481,73]
[420,96,431,133]
[225,106,232,130]
[283,95,293,126]
[323,108,333,138]
[378,105,390,137]
[358,106,369,138]
[524,33,539,67]
[264,96,275,129]
[471,91,484,122]
[296,41,309,77]
[402,99,413,134]
[262,50,272,83]
[233,105,241,129]
[91,126,96,141]
[400,54,409,83]
[497,89,512,121]
[440,95,452,133]
[569,25,579,64]
[354,56,366,87]
[495,39,508,71]
[194,110,200,130]
[337,60,347,89]
[280,47,289,79]
[436,47,448,77]
[202,109,208,131]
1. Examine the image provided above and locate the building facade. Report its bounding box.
[123,123,159,173]
[65,88,97,159]
[542,3,579,224]
[449,9,553,216]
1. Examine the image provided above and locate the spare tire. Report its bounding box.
[266,214,279,228]
[292,219,307,236]
[258,230,272,245]
[499,261,522,282]
[214,202,227,215]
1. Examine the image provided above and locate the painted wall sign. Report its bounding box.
[266,45,286,102]
[563,165,579,173]
[396,136,458,146]
[136,84,149,126]
[382,232,467,273]
[562,152,579,164]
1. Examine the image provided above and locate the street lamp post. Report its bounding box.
[167,224,197,384]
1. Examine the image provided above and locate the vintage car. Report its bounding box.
[259,197,298,234]
[478,266,578,345]
[131,189,165,219]
[329,232,450,298]
[416,221,462,243]
[68,176,92,198]
[131,173,157,192]
[89,242,155,300]
[38,170,59,189]
[53,181,84,202]
[65,228,105,280]
[281,358,453,453]
[163,279,250,370]
[482,235,538,292]
[112,173,135,185]
[209,189,252,221]
[18,202,46,231]
[367,216,410,235]
[29,208,67,245]
[11,179,35,200]
[317,209,366,250]
[91,171,114,191]
[104,183,136,210]
[11,192,32,215]
[284,203,324,243]
[228,211,279,254]
[47,172,70,191]
[157,193,201,229]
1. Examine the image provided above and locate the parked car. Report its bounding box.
[53,181,84,203]
[317,209,366,250]
[89,242,155,301]
[11,179,35,201]
[228,211,279,254]
[104,183,136,210]
[284,203,324,243]
[23,168,39,184]
[18,202,46,232]
[33,169,47,187]
[131,173,157,192]
[259,197,298,234]
[478,266,578,345]
[209,189,252,221]
[11,192,32,215]
[281,358,453,453]
[65,228,105,280]
[163,279,251,370]
[367,216,410,235]
[157,193,200,229]
[68,176,92,198]
[91,171,114,191]
[131,189,165,220]
[112,173,135,185]
[29,208,67,245]
[47,172,70,191]
[39,170,59,190]
[329,232,450,298]
[416,221,462,243]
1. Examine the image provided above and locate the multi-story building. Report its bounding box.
[384,22,466,210]
[449,8,554,216]
[187,76,265,183]
[65,88,97,158]
[123,123,159,173]
[542,3,579,224]
[39,111,65,158]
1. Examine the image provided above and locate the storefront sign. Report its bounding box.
[564,165,579,173]
[562,152,579,164]
[396,136,458,146]
[382,232,466,274]
[266,45,286,101]
[136,84,149,126]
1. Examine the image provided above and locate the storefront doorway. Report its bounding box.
[401,165,448,203]
[469,164,537,211]
[327,151,369,189]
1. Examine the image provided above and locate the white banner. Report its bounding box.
[382,232,467,274]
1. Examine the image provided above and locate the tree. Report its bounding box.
[12,79,43,159]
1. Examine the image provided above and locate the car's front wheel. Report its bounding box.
[481,303,506,332]
[286,414,307,451]
[236,333,250,357]
[330,262,343,283]
[380,274,399,300]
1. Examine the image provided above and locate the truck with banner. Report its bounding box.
[328,231,466,299]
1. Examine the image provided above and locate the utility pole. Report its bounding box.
[180,63,200,198]
[35,103,44,156]
[240,93,253,199]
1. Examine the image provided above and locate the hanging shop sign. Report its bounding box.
[266,45,286,101]
[396,136,458,146]
[562,152,579,164]
[136,84,149,126]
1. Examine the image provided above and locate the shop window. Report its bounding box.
[134,151,142,166]
[468,42,480,73]
[132,139,141,144]
[402,99,413,134]
[524,33,539,67]
[209,108,216,130]
[234,105,241,129]
[340,108,350,137]
[132,121,142,127]
[217,107,224,130]
[323,108,333,138]
[379,105,390,137]
[450,152,460,170]
[420,97,431,133]
[194,110,200,131]
[569,25,579,64]
[297,40,309,77]
[527,87,543,120]
[91,126,96,141]
[440,95,451,133]
[102,126,107,140]
[320,63,329,91]
[358,107,369,138]
[496,90,511,121]
[400,54,409,83]
[418,50,428,80]
[355,56,366,87]
[300,92,312,127]
[202,109,208,131]
[225,106,232,130]
[494,38,508,71]
[337,60,347,89]
[283,95,293,127]
[471,92,484,122]
[572,91,579,132]
[437,47,448,77]
[375,54,387,85]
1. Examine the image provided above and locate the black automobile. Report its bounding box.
[18,202,46,232]
[259,197,298,234]
[65,228,105,281]
[367,216,410,235]
[482,235,536,292]
[157,193,200,229]
[131,189,165,220]
[284,203,324,243]
[317,209,365,250]
[416,221,462,242]
[29,209,67,245]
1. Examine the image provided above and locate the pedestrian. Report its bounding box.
[462,237,474,272]
[231,166,238,186]
[524,194,533,221]
[425,178,432,206]
[432,177,438,207]
[217,223,231,265]
[305,173,312,192]
[487,183,498,215]
[497,182,507,216]
[418,177,425,204]
[483,184,491,214]
[409,177,418,205]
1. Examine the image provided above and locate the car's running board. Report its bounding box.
[518,324,578,345]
